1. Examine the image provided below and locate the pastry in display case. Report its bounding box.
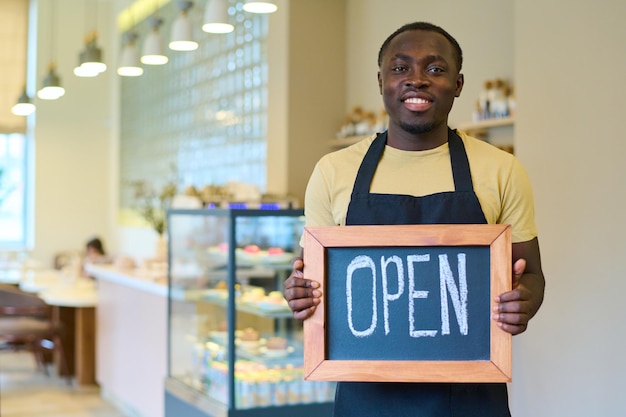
[164,208,335,417]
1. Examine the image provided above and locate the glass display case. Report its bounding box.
[164,208,335,417]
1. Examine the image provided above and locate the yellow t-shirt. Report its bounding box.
[303,130,537,244]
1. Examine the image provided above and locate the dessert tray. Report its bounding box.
[206,245,295,265]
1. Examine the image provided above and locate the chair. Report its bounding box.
[0,284,71,384]
[53,251,76,270]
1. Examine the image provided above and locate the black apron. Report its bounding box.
[335,129,510,417]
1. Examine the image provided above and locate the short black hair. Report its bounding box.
[377,22,463,72]
[86,237,106,255]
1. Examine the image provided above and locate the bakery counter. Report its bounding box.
[85,264,168,297]
[86,264,168,417]
[164,209,335,416]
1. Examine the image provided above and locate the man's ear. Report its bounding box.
[378,71,383,95]
[455,73,464,97]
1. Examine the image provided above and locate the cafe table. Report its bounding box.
[0,269,22,285]
[38,278,98,386]
[0,258,44,284]
[18,269,64,293]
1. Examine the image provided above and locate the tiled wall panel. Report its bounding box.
[120,1,268,207]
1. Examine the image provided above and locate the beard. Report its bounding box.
[398,119,436,134]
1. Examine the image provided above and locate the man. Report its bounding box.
[284,21,545,416]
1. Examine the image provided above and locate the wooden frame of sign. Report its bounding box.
[302,224,512,383]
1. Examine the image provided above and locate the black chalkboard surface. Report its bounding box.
[303,224,512,383]
[326,246,491,361]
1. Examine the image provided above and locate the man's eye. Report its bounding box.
[392,65,407,72]
[428,66,445,73]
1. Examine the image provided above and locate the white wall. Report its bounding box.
[346,1,626,416]
[31,0,113,265]
[512,1,626,416]
[267,0,347,202]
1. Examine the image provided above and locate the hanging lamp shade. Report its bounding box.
[142,17,168,65]
[74,48,99,77]
[11,87,36,116]
[117,32,144,76]
[169,1,198,51]
[74,36,107,77]
[242,1,277,13]
[202,0,233,34]
[37,64,65,100]
[81,37,107,74]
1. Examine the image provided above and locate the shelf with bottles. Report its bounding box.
[455,117,515,154]
[328,134,371,149]
[456,116,514,132]
[328,118,515,151]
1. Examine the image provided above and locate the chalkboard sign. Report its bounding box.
[303,224,511,383]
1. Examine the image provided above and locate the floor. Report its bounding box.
[0,350,127,417]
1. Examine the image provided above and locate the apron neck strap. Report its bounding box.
[351,128,475,194]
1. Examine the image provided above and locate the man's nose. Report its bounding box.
[405,71,429,87]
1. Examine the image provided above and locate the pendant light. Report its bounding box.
[75,32,107,77]
[81,34,107,74]
[74,47,97,77]
[117,32,144,76]
[202,0,234,34]
[11,6,34,116]
[242,1,278,13]
[142,16,168,65]
[38,0,64,100]
[75,1,106,77]
[80,0,107,75]
[37,62,65,100]
[11,87,36,116]
[74,1,95,77]
[169,1,198,51]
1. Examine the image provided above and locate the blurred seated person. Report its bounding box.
[84,237,111,265]
[84,237,138,275]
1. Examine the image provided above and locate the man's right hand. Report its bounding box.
[282,257,322,320]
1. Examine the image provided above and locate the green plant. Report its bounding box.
[129,179,177,236]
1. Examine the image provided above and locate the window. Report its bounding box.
[0,133,31,250]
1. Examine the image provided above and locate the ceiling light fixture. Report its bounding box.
[117,32,144,76]
[38,0,64,100]
[242,1,278,14]
[142,16,168,65]
[169,1,198,51]
[74,0,106,77]
[202,0,234,34]
[75,32,107,77]
[11,87,36,116]
[74,47,97,77]
[81,34,107,74]
[37,63,65,100]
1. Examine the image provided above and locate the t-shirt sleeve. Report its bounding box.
[499,158,538,243]
[299,158,338,248]
[303,158,336,228]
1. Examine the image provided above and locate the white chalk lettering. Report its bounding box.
[381,255,404,335]
[346,255,377,337]
[439,254,469,335]
[344,251,471,339]
[407,254,437,338]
